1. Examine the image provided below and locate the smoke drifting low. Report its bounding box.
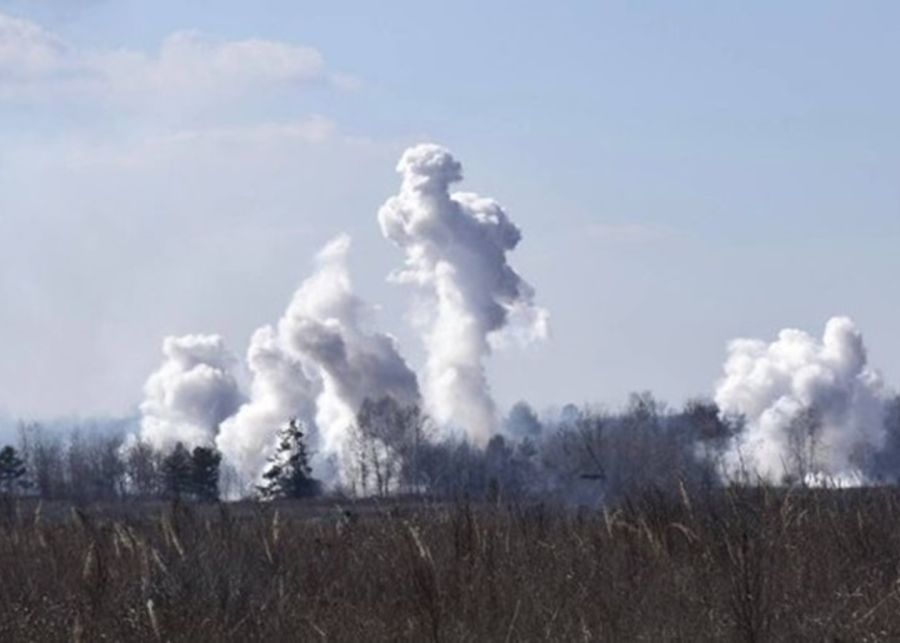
[715,317,888,484]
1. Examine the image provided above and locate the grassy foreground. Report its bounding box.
[2,487,900,641]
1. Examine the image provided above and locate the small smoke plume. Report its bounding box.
[139,334,243,452]
[715,316,888,484]
[378,144,547,445]
[215,235,418,486]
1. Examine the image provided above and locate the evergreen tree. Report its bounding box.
[191,446,222,502]
[161,442,194,498]
[0,446,27,495]
[257,420,321,500]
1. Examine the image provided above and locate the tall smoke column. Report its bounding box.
[215,234,418,486]
[215,325,320,485]
[715,316,887,484]
[378,144,547,445]
[139,334,243,452]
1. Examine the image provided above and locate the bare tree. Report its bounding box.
[66,429,127,502]
[351,397,429,496]
[26,425,66,500]
[124,439,163,498]
[786,406,822,485]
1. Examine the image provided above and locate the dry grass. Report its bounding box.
[2,487,900,641]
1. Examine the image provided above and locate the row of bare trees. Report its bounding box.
[14,424,128,501]
[341,391,900,502]
[1,424,230,503]
[338,392,735,503]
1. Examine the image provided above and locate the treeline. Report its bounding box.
[3,392,900,505]
[342,393,733,502]
[0,425,228,503]
[0,418,320,504]
[323,391,900,500]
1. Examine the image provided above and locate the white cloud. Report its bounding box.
[0,11,68,78]
[99,31,326,100]
[0,1,108,20]
[0,12,348,104]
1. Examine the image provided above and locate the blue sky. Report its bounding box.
[0,1,898,421]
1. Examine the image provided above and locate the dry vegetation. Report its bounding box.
[3,487,900,641]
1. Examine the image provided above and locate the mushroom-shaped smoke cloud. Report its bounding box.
[715,316,887,484]
[139,334,243,452]
[379,144,547,446]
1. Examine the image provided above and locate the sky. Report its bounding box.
[0,1,898,426]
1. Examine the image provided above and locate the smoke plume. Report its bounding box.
[715,316,888,484]
[139,334,243,452]
[279,235,419,469]
[214,325,320,485]
[214,235,418,486]
[378,144,547,445]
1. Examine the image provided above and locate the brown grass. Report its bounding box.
[2,487,900,641]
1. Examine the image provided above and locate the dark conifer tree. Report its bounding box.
[0,446,28,495]
[161,442,194,498]
[257,420,321,500]
[191,446,222,502]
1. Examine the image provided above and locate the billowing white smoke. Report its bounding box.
[138,145,541,486]
[214,235,418,486]
[378,144,547,445]
[279,235,419,458]
[215,325,320,485]
[139,334,243,452]
[715,316,888,484]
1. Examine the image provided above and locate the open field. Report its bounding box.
[3,488,900,641]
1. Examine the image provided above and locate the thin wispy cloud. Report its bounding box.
[162,116,338,147]
[0,0,108,20]
[0,11,356,105]
[585,222,676,244]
